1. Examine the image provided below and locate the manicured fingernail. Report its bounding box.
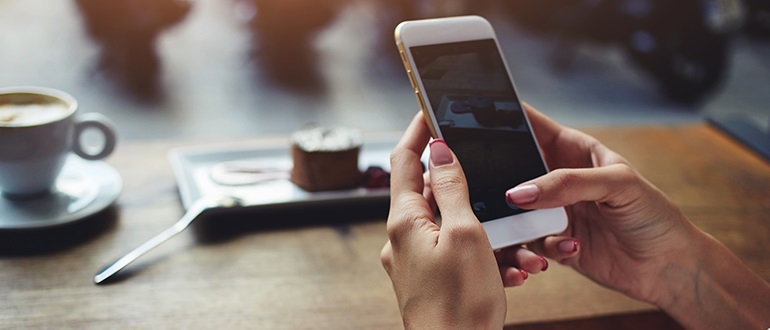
[429,139,453,167]
[506,184,540,204]
[540,256,549,271]
[558,239,579,254]
[519,269,529,280]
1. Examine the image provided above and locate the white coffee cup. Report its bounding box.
[0,87,117,198]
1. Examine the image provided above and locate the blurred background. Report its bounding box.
[1,0,768,141]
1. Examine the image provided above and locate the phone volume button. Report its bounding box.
[407,70,417,88]
[414,90,427,111]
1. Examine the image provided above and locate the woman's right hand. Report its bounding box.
[502,104,698,305]
[503,104,770,329]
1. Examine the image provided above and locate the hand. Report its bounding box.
[504,104,770,329]
[380,113,546,329]
[502,103,698,304]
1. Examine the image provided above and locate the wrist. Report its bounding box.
[402,296,506,330]
[652,226,714,312]
[654,225,770,329]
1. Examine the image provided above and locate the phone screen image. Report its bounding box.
[410,39,547,222]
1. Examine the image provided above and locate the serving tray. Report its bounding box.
[168,138,401,214]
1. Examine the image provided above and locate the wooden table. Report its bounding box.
[1,124,768,329]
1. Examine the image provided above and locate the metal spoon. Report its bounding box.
[94,195,243,284]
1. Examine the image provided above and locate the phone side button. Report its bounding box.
[407,70,417,88]
[414,90,427,111]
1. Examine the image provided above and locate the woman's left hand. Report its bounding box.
[380,113,547,329]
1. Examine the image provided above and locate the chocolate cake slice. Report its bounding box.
[290,127,362,192]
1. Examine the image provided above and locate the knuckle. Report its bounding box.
[610,163,645,200]
[549,168,605,205]
[444,222,486,244]
[590,139,630,166]
[551,168,576,186]
[611,163,638,182]
[389,147,410,168]
[386,204,432,243]
[379,245,392,271]
[609,152,632,166]
[550,169,580,199]
[430,172,465,193]
[385,219,406,242]
[390,146,422,174]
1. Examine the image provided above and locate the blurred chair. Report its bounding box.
[246,0,345,92]
[76,0,191,101]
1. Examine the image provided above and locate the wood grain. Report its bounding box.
[0,124,768,329]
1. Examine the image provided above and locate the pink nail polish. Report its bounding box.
[558,239,579,254]
[428,138,444,147]
[519,269,529,280]
[429,139,453,167]
[540,256,549,271]
[505,184,540,204]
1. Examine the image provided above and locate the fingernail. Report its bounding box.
[558,239,579,254]
[429,139,453,167]
[506,184,540,204]
[540,256,549,271]
[519,269,529,280]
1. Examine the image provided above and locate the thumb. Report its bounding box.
[505,164,644,210]
[427,139,477,228]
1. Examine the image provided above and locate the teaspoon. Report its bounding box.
[93,195,242,284]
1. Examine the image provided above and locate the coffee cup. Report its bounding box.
[0,87,117,198]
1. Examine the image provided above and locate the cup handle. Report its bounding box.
[73,113,117,161]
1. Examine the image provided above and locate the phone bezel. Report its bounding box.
[395,16,568,249]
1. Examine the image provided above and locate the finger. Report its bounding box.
[522,102,563,152]
[387,112,435,246]
[426,139,477,229]
[524,102,625,170]
[527,236,580,264]
[589,139,631,167]
[500,266,528,287]
[505,164,644,210]
[495,247,549,274]
[390,112,431,198]
[523,102,590,170]
[422,171,437,215]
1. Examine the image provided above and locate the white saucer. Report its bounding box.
[0,156,122,230]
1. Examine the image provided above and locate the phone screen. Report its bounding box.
[410,39,547,222]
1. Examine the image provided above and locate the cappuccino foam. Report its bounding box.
[0,103,70,127]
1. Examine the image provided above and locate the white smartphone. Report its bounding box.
[395,15,568,250]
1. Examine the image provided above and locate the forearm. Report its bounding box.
[659,230,770,329]
[401,292,507,330]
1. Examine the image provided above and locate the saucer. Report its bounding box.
[0,156,122,230]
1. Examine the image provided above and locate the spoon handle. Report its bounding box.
[93,199,210,284]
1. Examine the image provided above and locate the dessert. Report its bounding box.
[290,127,363,192]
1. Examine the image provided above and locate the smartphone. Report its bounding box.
[395,16,568,249]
